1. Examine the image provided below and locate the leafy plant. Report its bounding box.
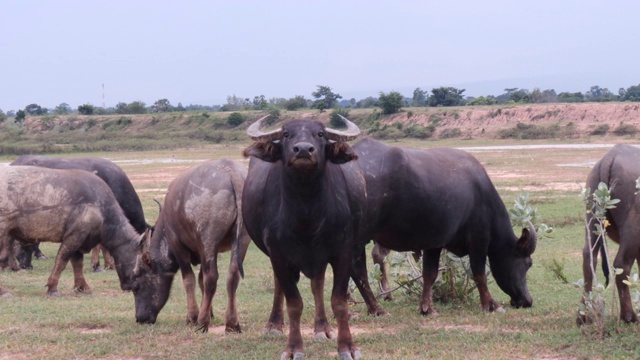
[576,182,621,337]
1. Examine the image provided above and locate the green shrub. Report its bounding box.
[329,108,350,128]
[404,124,435,139]
[227,112,245,126]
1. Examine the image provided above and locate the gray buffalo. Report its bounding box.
[349,138,537,316]
[580,144,640,324]
[132,159,250,333]
[0,166,144,296]
[10,155,149,272]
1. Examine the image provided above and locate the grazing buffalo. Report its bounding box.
[10,155,148,271]
[242,116,366,360]
[580,144,640,324]
[349,138,537,316]
[0,166,144,296]
[133,159,250,333]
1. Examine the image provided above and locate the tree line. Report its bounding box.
[2,83,640,125]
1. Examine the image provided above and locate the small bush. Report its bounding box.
[440,128,462,139]
[227,112,245,126]
[590,124,610,136]
[329,108,350,128]
[404,124,435,139]
[612,123,639,136]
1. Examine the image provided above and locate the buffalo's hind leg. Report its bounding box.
[351,247,388,316]
[614,241,639,323]
[196,256,219,333]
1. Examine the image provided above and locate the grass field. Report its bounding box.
[1,139,640,359]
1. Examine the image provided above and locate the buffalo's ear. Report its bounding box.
[243,140,283,162]
[142,251,151,266]
[326,142,358,164]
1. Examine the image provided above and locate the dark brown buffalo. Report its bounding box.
[10,155,149,272]
[132,159,250,333]
[580,144,640,324]
[0,166,143,296]
[242,115,366,360]
[349,138,537,316]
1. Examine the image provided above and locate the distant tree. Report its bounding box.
[311,85,342,112]
[349,98,357,108]
[411,87,428,106]
[509,89,530,103]
[356,96,378,108]
[152,98,172,112]
[619,88,627,98]
[221,94,250,111]
[528,88,545,103]
[127,101,147,114]
[78,104,95,115]
[25,103,46,115]
[466,96,497,106]
[378,91,404,114]
[115,102,128,114]
[251,95,268,110]
[0,108,6,123]
[622,84,640,102]
[542,89,558,103]
[54,103,72,114]
[174,102,186,112]
[7,110,15,117]
[282,95,307,110]
[584,86,614,102]
[428,87,465,107]
[15,109,26,125]
[557,92,585,103]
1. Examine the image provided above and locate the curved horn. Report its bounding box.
[517,221,538,256]
[246,115,283,141]
[325,115,361,141]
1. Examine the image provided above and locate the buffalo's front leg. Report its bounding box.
[419,248,442,316]
[275,264,304,360]
[46,246,74,296]
[70,251,91,293]
[470,254,502,313]
[264,276,285,335]
[311,265,333,340]
[180,263,199,326]
[331,259,361,360]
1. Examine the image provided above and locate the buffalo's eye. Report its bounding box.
[318,131,324,138]
[283,131,290,138]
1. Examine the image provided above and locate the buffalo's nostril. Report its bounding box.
[293,146,299,153]
[308,146,314,153]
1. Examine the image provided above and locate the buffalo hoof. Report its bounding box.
[380,293,393,302]
[419,306,439,317]
[576,313,591,326]
[339,350,362,360]
[621,313,638,324]
[36,254,48,260]
[494,307,506,314]
[281,351,304,360]
[314,331,332,340]
[225,323,242,333]
[93,267,105,273]
[48,291,62,297]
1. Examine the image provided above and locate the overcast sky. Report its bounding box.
[1,0,639,112]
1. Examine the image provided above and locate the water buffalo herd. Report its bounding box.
[0,116,637,359]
